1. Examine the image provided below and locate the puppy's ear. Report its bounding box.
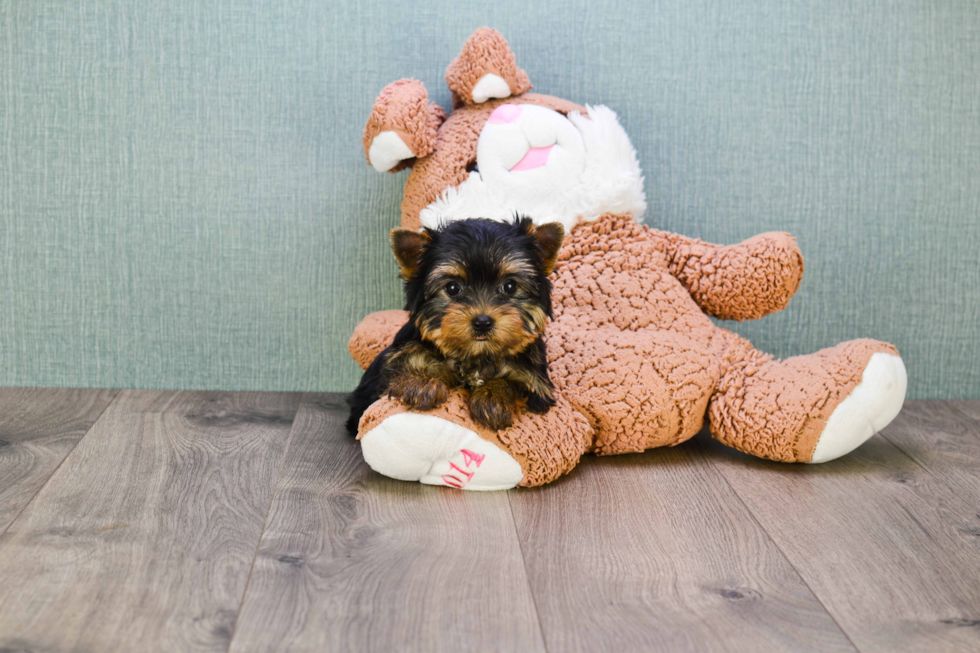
[531,222,564,275]
[390,228,430,279]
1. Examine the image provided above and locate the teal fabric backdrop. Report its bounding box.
[1,1,978,398]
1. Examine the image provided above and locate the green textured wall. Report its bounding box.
[1,1,978,398]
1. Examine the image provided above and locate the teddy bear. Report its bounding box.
[348,28,908,490]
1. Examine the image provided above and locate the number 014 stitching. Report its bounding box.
[441,449,485,488]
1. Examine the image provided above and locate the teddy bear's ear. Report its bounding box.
[364,79,447,173]
[445,28,532,108]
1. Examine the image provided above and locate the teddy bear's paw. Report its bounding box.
[360,412,524,490]
[809,353,908,463]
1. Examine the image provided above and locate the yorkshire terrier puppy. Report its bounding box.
[347,216,564,433]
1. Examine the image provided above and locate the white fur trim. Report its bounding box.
[360,413,523,490]
[471,73,512,103]
[419,105,646,231]
[368,130,414,173]
[568,106,647,222]
[809,353,908,463]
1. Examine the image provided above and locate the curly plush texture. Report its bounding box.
[709,335,899,461]
[444,27,532,108]
[661,231,804,321]
[348,309,410,367]
[363,79,446,173]
[352,28,905,488]
[353,214,895,485]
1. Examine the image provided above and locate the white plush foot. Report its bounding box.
[809,353,908,463]
[360,413,524,490]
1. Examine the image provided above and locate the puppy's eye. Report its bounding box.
[502,279,517,295]
[445,281,462,297]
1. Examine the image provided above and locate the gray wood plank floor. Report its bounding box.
[0,391,978,653]
[0,388,118,535]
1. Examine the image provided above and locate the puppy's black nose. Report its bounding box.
[471,314,495,334]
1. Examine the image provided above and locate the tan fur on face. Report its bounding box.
[498,254,536,278]
[430,262,468,283]
[523,304,547,337]
[423,303,540,359]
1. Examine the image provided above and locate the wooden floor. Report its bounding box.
[0,390,978,652]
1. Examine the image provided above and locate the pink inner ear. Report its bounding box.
[489,104,522,124]
[510,145,553,172]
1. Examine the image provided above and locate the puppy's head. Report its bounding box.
[390,217,564,359]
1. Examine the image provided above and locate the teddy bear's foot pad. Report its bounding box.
[809,353,908,463]
[360,413,524,490]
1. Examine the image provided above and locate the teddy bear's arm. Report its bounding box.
[349,309,410,370]
[650,229,804,321]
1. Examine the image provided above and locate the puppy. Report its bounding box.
[347,216,564,433]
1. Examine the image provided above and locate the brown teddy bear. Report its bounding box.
[349,28,907,490]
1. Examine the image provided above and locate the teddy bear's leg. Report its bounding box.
[709,334,907,463]
[356,392,593,490]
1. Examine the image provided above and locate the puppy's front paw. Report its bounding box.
[468,380,520,431]
[525,390,555,414]
[387,374,450,412]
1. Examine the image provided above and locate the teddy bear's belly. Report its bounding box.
[545,321,720,454]
[534,216,726,453]
[551,263,714,335]
[544,248,724,453]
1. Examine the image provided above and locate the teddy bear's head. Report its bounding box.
[363,28,648,231]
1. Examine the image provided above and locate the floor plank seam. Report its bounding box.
[5,393,976,652]
[0,388,120,541]
[224,394,305,653]
[946,403,980,435]
[878,431,938,476]
[506,492,551,653]
[878,425,979,511]
[691,437,863,653]
[876,404,979,502]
